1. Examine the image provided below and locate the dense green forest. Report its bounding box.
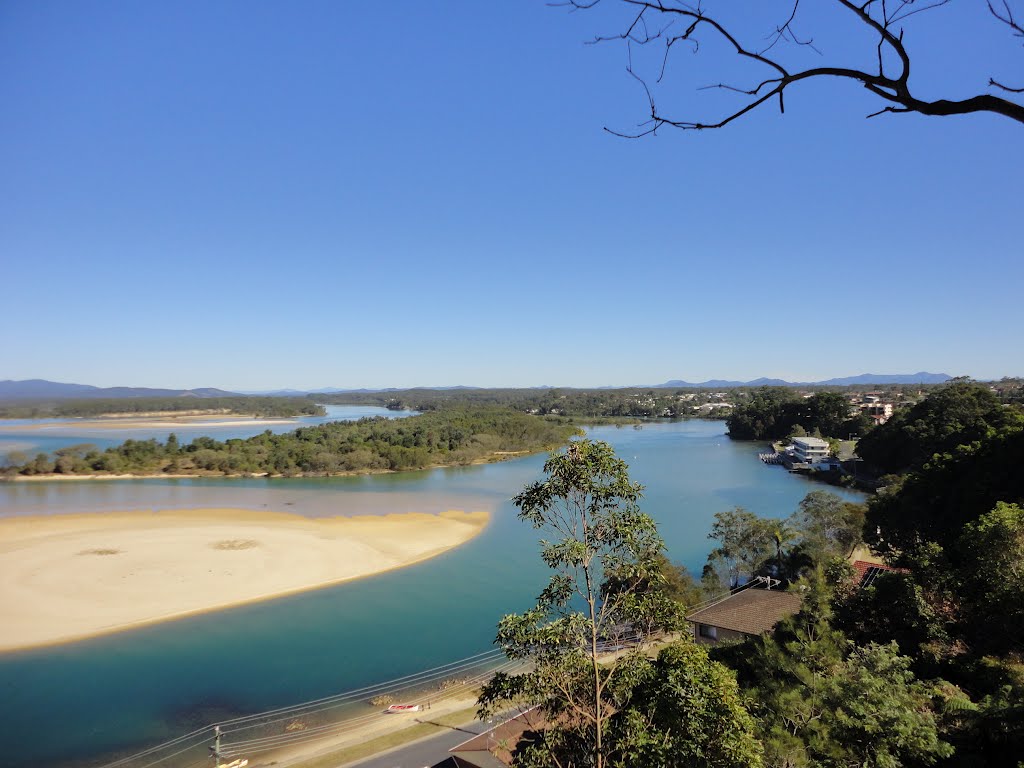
[0,396,326,419]
[725,388,876,441]
[725,379,1023,444]
[855,381,1024,475]
[2,408,580,477]
[698,384,1024,765]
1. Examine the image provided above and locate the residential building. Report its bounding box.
[791,436,830,464]
[448,707,547,768]
[851,559,906,588]
[686,589,803,644]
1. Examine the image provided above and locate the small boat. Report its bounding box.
[385,703,421,713]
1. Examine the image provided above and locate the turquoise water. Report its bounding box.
[0,404,417,462]
[0,420,863,767]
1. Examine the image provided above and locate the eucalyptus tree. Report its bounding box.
[705,506,776,588]
[477,439,685,768]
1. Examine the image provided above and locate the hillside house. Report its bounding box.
[447,707,548,768]
[686,589,803,644]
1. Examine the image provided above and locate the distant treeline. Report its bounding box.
[725,379,1024,443]
[725,389,874,441]
[320,388,729,419]
[316,381,1021,422]
[4,407,581,477]
[0,396,326,419]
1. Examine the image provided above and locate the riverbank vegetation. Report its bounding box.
[485,384,1024,766]
[0,396,326,420]
[725,389,874,441]
[2,408,580,478]
[320,387,732,419]
[712,390,1024,764]
[726,379,1023,445]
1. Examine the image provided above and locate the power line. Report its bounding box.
[95,647,509,768]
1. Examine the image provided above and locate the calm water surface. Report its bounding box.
[0,419,862,767]
[0,404,417,462]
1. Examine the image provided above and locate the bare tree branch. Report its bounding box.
[564,0,1024,132]
[991,78,1024,93]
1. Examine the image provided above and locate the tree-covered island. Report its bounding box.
[2,407,581,478]
[0,395,326,420]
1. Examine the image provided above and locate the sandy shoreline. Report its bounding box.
[0,507,488,652]
[0,414,299,432]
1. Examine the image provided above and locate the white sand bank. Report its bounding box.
[0,508,488,652]
[0,414,298,432]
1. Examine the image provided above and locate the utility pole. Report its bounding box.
[210,725,221,767]
[758,576,781,590]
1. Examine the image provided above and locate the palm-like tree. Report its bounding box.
[771,521,798,579]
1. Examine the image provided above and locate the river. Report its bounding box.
[0,413,863,767]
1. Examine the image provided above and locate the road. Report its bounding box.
[343,715,493,768]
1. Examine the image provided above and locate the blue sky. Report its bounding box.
[2,1,1021,389]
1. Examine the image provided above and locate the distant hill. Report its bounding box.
[815,372,952,386]
[0,379,239,401]
[652,373,952,388]
[3,374,956,401]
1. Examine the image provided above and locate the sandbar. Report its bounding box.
[0,507,489,652]
[0,414,298,432]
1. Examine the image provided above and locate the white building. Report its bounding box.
[792,436,830,464]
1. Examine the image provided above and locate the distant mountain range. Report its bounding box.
[1,373,954,401]
[652,372,952,388]
[0,379,238,401]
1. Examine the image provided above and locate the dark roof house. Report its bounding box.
[686,588,803,644]
[448,707,548,768]
[851,559,906,588]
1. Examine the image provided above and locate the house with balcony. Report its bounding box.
[791,436,830,464]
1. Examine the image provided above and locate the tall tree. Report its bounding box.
[954,502,1024,656]
[606,642,764,768]
[477,439,683,768]
[705,506,775,588]
[788,491,864,562]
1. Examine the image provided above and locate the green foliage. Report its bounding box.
[834,502,1024,764]
[606,642,763,768]
[833,567,955,673]
[0,396,326,419]
[655,555,705,611]
[704,507,775,589]
[321,386,731,420]
[790,491,864,562]
[725,387,801,440]
[3,407,580,478]
[478,440,685,768]
[747,576,952,768]
[953,503,1024,656]
[856,381,1023,475]
[727,389,866,441]
[701,492,863,589]
[865,423,1024,555]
